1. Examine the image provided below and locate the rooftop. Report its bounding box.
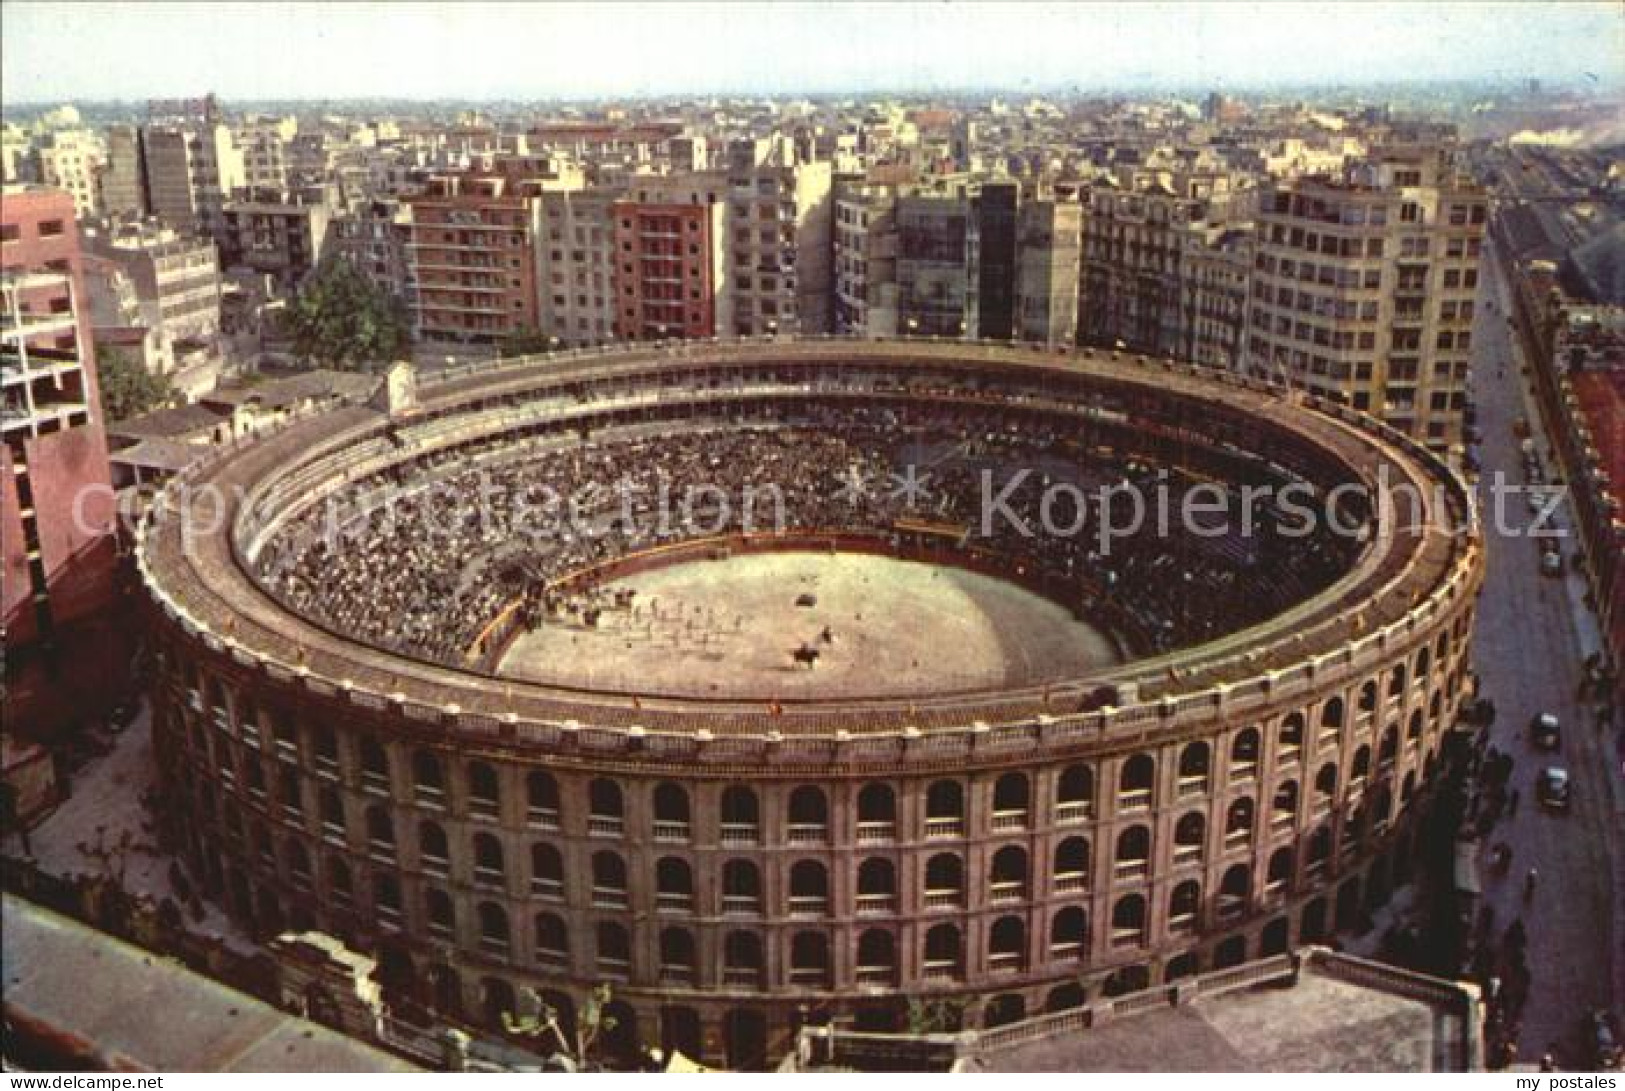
[1,894,418,1072]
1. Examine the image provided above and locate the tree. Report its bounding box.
[503,982,619,1069]
[499,325,558,359]
[286,256,408,371]
[96,346,176,422]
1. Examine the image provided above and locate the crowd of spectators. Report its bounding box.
[255,402,1357,669]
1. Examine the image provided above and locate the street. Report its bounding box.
[1467,246,1622,1064]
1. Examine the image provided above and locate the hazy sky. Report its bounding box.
[5,1,1623,104]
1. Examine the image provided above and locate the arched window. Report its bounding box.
[1172,811,1204,864]
[413,751,445,806]
[1177,742,1211,796]
[359,738,389,792]
[992,773,1029,828]
[534,912,568,966]
[1415,645,1431,680]
[925,780,965,836]
[1118,824,1153,877]
[923,923,963,980]
[660,928,696,984]
[419,820,449,876]
[1272,779,1300,827]
[1266,846,1294,892]
[1218,864,1251,920]
[526,770,560,828]
[426,887,454,940]
[1056,765,1095,821]
[788,859,829,916]
[653,783,690,839]
[365,805,395,856]
[1111,894,1147,947]
[789,931,831,986]
[989,845,1028,900]
[468,762,500,819]
[856,858,897,912]
[1351,746,1372,787]
[1050,907,1089,960]
[596,921,631,976]
[589,778,624,834]
[1230,729,1261,781]
[473,832,504,886]
[1314,763,1338,809]
[857,783,897,839]
[1358,680,1378,712]
[1388,664,1406,698]
[1382,724,1402,767]
[286,841,312,890]
[924,853,964,908]
[1279,712,1306,760]
[328,858,353,906]
[722,859,762,914]
[856,929,897,985]
[1053,837,1090,891]
[477,901,510,955]
[530,842,563,899]
[373,872,402,922]
[1119,754,1155,807]
[1225,797,1255,848]
[319,786,346,839]
[1372,785,1394,833]
[720,785,759,843]
[313,723,338,774]
[787,785,828,842]
[988,916,1026,971]
[592,851,628,908]
[1307,826,1333,873]
[1321,696,1346,742]
[723,931,764,987]
[1169,880,1200,931]
[656,856,694,911]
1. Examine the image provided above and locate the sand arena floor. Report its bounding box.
[496,550,1124,700]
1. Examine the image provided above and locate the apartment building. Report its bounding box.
[896,187,972,337]
[84,219,223,342]
[101,126,146,218]
[1078,176,1239,363]
[537,187,618,346]
[33,130,105,220]
[331,199,414,308]
[236,120,295,193]
[404,173,543,346]
[724,136,832,335]
[220,191,334,295]
[141,122,246,242]
[832,177,899,337]
[1015,186,1083,346]
[0,186,118,666]
[612,173,729,341]
[1246,142,1486,449]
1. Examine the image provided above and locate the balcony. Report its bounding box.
[592,887,629,910]
[990,810,1027,833]
[855,893,897,915]
[531,877,563,901]
[1054,801,1093,825]
[786,823,826,845]
[722,968,763,990]
[720,823,758,846]
[924,817,964,839]
[856,820,895,844]
[653,820,690,842]
[923,889,963,911]
[526,806,560,830]
[1053,872,1088,894]
[656,892,694,913]
[588,815,623,837]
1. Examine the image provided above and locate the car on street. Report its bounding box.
[1587,1009,1623,1070]
[1530,712,1561,749]
[1536,765,1570,811]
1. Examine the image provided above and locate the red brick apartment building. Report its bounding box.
[1,185,123,739]
[611,200,723,341]
[405,174,543,346]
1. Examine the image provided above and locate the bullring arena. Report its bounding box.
[137,337,1484,1068]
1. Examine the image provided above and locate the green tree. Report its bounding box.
[96,345,176,422]
[287,257,408,371]
[499,325,558,359]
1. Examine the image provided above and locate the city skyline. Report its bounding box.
[3,1,1623,106]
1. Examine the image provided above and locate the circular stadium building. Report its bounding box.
[138,338,1484,1067]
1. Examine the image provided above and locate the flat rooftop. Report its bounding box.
[1,894,417,1072]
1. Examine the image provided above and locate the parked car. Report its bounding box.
[1530,712,1561,750]
[1536,766,1570,810]
[1587,1009,1622,1070]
